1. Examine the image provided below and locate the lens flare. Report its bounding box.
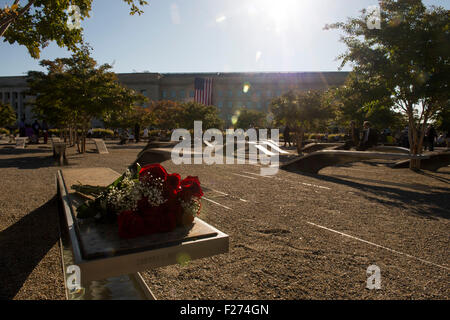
[176,253,191,266]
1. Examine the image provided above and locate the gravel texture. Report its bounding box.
[0,139,448,300]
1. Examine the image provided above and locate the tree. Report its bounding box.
[178,102,223,131]
[0,102,17,127]
[433,101,450,134]
[326,0,449,169]
[234,108,266,130]
[150,100,185,131]
[0,0,148,58]
[330,73,405,130]
[270,90,333,154]
[104,106,154,129]
[27,45,146,153]
[150,101,224,132]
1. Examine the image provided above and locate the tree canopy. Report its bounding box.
[0,0,148,58]
[177,102,223,130]
[270,90,333,153]
[27,45,146,152]
[326,0,449,167]
[103,106,154,129]
[150,100,223,131]
[234,108,267,130]
[330,73,405,130]
[0,102,17,128]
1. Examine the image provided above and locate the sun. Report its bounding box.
[255,0,302,32]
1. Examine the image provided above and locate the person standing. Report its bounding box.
[426,125,437,151]
[134,123,140,143]
[32,120,41,144]
[350,121,360,147]
[359,121,379,150]
[283,125,291,147]
[42,120,49,144]
[19,116,26,137]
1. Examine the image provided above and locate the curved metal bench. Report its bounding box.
[368,146,410,154]
[301,143,344,153]
[392,152,450,171]
[281,150,429,174]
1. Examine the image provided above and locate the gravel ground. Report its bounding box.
[0,139,448,300]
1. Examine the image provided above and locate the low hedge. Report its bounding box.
[92,128,115,138]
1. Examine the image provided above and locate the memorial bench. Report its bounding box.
[15,137,27,149]
[281,150,430,174]
[53,142,68,166]
[57,167,229,299]
[392,152,450,171]
[368,146,410,154]
[301,142,344,153]
[93,138,109,154]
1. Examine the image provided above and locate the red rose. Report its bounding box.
[164,173,181,200]
[179,176,203,201]
[159,210,177,233]
[142,210,162,235]
[139,164,168,183]
[118,211,146,239]
[167,173,181,191]
[168,201,183,226]
[137,197,150,211]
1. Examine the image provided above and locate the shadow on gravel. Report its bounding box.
[0,155,55,169]
[0,147,52,155]
[286,170,450,220]
[416,171,450,184]
[331,175,449,192]
[107,145,146,150]
[0,196,61,300]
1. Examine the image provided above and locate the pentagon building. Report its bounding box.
[0,71,348,126]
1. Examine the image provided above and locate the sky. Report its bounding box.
[0,0,448,76]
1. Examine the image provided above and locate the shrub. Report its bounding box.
[49,128,61,135]
[0,128,10,135]
[92,128,114,138]
[308,133,325,140]
[328,134,346,141]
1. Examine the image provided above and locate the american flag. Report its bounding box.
[194,77,213,105]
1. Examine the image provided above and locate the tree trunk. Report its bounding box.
[408,117,426,170]
[75,126,81,153]
[294,126,304,155]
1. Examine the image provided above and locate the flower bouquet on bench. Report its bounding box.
[73,164,203,239]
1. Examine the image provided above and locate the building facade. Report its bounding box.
[0,71,349,126]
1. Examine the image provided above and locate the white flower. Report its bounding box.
[104,174,167,214]
[181,197,201,217]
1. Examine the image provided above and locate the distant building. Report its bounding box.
[0,71,348,127]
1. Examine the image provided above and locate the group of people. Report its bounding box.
[283,121,379,150]
[349,121,379,150]
[118,125,151,145]
[18,117,49,144]
[283,121,449,152]
[424,125,449,151]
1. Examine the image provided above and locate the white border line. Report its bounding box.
[205,187,249,203]
[306,221,450,271]
[202,196,232,210]
[231,173,259,180]
[242,171,274,179]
